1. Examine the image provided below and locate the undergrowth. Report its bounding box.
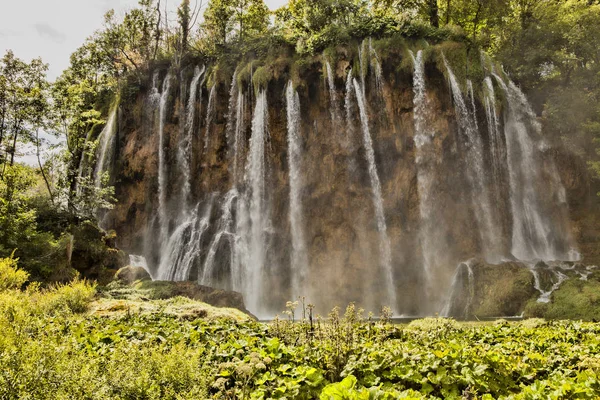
[1,259,600,398]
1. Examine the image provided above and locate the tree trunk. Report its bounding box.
[428,0,439,28]
[9,120,20,166]
[472,0,483,42]
[36,128,54,204]
[445,0,451,24]
[153,0,162,60]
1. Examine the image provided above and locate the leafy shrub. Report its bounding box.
[0,257,29,291]
[43,279,97,314]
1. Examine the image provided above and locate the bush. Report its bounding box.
[43,279,97,314]
[0,257,29,291]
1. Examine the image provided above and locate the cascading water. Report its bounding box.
[157,73,172,243]
[285,81,309,299]
[179,65,205,210]
[204,85,216,151]
[200,190,238,286]
[325,61,339,123]
[225,76,246,183]
[236,90,270,316]
[410,50,446,299]
[156,197,215,281]
[441,261,475,318]
[368,38,383,91]
[232,89,246,182]
[444,59,503,263]
[493,74,576,261]
[226,76,239,169]
[353,78,397,311]
[93,107,118,188]
[107,51,585,319]
[483,76,504,187]
[129,255,149,272]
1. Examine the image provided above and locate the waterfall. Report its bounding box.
[493,74,576,261]
[94,107,118,188]
[233,89,246,182]
[157,74,172,243]
[528,265,568,303]
[179,65,205,210]
[344,69,357,149]
[286,82,309,299]
[129,254,149,269]
[325,61,338,123]
[204,85,216,151]
[156,197,215,281]
[410,50,443,296]
[441,261,475,318]
[236,90,270,316]
[444,59,503,263]
[483,76,504,185]
[353,78,397,311]
[200,190,238,285]
[226,76,238,171]
[225,77,246,183]
[358,41,368,90]
[345,70,354,129]
[368,38,383,91]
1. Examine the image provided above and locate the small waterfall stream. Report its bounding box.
[410,50,443,298]
[204,85,216,151]
[493,74,575,261]
[179,65,205,210]
[441,261,475,318]
[325,61,339,124]
[238,90,270,316]
[353,78,397,311]
[201,190,238,286]
[286,82,309,299]
[445,59,503,263]
[483,76,504,187]
[157,73,172,243]
[156,197,215,281]
[93,107,118,188]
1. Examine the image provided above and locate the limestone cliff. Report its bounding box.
[95,40,594,317]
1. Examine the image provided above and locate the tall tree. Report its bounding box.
[178,0,192,53]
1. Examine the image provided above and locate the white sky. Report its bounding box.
[0,0,287,81]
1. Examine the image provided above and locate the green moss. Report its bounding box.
[252,65,272,92]
[527,275,600,321]
[91,296,250,321]
[471,263,538,317]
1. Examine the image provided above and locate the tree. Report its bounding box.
[232,0,270,42]
[178,0,192,53]
[202,0,236,48]
[102,0,159,73]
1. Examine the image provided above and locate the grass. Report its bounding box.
[2,258,600,398]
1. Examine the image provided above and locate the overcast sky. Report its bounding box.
[0,0,287,81]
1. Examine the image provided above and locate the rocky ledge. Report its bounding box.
[103,265,255,318]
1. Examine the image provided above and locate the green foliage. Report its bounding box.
[525,272,600,321]
[3,286,600,399]
[0,256,29,291]
[43,279,97,314]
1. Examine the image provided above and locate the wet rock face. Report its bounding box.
[104,55,589,316]
[69,222,129,284]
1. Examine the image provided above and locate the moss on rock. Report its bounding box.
[524,271,600,321]
[470,261,538,318]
